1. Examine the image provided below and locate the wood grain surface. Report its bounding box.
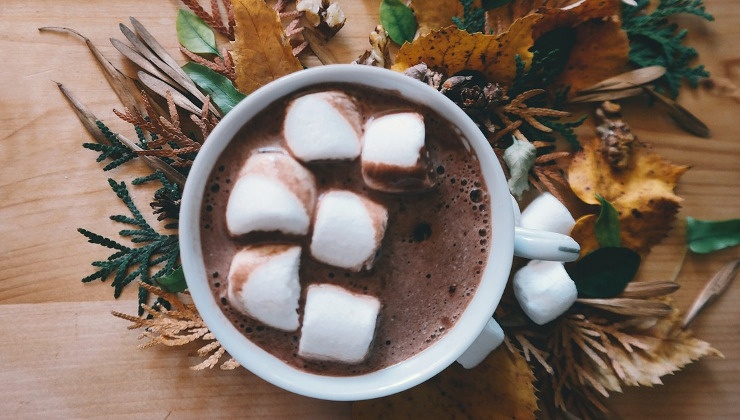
[1,0,738,418]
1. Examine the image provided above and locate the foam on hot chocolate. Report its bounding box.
[200,83,493,376]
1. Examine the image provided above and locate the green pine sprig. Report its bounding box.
[79,178,179,314]
[622,0,714,98]
[452,0,486,33]
[82,120,138,171]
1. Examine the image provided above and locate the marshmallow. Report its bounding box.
[520,192,575,235]
[361,112,435,193]
[310,190,388,271]
[298,284,381,363]
[226,245,302,331]
[226,150,317,236]
[283,91,362,162]
[513,260,578,325]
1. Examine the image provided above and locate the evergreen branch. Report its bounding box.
[452,0,486,33]
[78,178,179,313]
[622,0,714,98]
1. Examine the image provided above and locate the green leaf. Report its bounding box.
[153,266,188,293]
[568,247,641,298]
[686,216,740,254]
[380,0,417,45]
[594,195,621,248]
[176,9,220,56]
[503,137,536,198]
[183,62,246,115]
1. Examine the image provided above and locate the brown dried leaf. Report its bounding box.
[567,137,689,254]
[232,0,303,94]
[352,346,537,419]
[392,15,542,85]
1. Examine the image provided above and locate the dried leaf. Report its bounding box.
[392,14,541,85]
[643,86,711,138]
[352,346,537,419]
[232,0,303,94]
[683,258,740,327]
[578,65,667,94]
[39,26,145,115]
[619,281,680,299]
[577,297,673,317]
[411,0,462,36]
[567,137,689,254]
[503,136,537,198]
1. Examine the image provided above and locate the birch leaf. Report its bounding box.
[503,137,536,198]
[232,0,302,94]
[177,9,220,56]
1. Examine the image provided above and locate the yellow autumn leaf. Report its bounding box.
[567,137,689,254]
[570,213,599,258]
[411,0,463,36]
[352,346,537,419]
[392,14,541,84]
[232,0,302,94]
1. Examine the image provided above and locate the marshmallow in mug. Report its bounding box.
[226,151,317,236]
[513,260,578,325]
[361,112,435,193]
[283,91,363,162]
[310,190,388,271]
[226,244,302,331]
[299,284,381,364]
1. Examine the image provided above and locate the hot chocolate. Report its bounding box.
[199,83,492,376]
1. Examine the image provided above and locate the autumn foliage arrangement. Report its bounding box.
[45,0,740,418]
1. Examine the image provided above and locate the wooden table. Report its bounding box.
[1,0,738,418]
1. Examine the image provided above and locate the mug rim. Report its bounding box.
[180,64,514,401]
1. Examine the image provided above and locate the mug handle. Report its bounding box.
[513,226,580,262]
[456,210,582,368]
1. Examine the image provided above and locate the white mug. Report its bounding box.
[180,64,579,401]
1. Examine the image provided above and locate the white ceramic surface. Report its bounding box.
[180,65,516,401]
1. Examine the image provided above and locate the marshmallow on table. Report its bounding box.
[298,284,381,364]
[513,260,577,325]
[283,91,362,162]
[361,112,435,193]
[519,192,575,235]
[310,190,388,271]
[226,150,317,236]
[227,244,302,331]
